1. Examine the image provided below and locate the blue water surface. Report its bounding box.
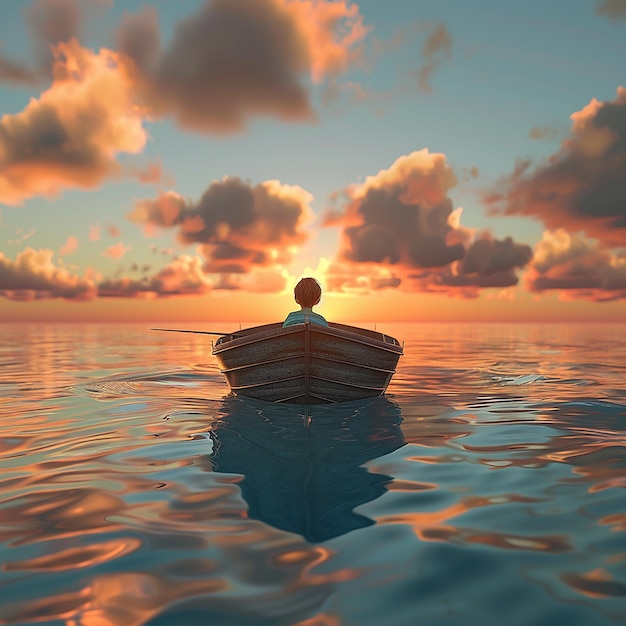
[0,323,625,625]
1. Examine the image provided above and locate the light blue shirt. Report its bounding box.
[282,310,329,327]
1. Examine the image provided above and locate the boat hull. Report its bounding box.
[212,322,403,404]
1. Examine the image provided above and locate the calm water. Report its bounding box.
[0,323,625,625]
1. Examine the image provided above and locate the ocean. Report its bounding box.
[0,322,625,625]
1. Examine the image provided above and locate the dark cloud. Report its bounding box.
[0,0,82,85]
[0,53,36,84]
[24,0,81,72]
[440,269,522,289]
[595,0,626,20]
[409,232,465,268]
[0,0,112,84]
[113,5,162,74]
[416,24,452,94]
[0,247,95,300]
[128,178,313,274]
[525,229,626,300]
[344,224,401,264]
[329,150,468,270]
[115,0,368,132]
[326,150,532,295]
[457,236,532,277]
[405,236,532,294]
[486,87,626,247]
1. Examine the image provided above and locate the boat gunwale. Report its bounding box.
[212,323,403,356]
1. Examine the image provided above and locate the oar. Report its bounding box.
[151,328,243,338]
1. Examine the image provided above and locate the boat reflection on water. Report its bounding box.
[203,396,406,543]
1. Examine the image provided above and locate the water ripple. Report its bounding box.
[1,323,625,625]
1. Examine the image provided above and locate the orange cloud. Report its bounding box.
[129,178,314,275]
[97,255,212,297]
[102,242,130,260]
[526,229,626,301]
[325,150,531,296]
[59,235,79,256]
[284,0,371,83]
[212,266,290,293]
[127,161,169,185]
[129,190,185,228]
[442,233,532,289]
[88,224,100,241]
[0,39,152,205]
[324,260,402,293]
[115,0,369,132]
[0,247,96,300]
[486,87,626,248]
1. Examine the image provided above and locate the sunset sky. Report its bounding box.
[1,0,625,323]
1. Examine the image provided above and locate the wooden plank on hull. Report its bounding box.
[211,320,402,404]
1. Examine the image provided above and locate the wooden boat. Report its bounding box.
[212,321,403,404]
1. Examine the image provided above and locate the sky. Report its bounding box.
[0,0,625,323]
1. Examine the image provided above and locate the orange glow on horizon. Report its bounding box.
[1,289,625,324]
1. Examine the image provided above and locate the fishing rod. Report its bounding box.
[151,328,243,338]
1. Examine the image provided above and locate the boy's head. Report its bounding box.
[294,277,322,308]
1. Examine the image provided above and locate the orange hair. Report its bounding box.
[294,277,322,307]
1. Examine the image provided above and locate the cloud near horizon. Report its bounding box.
[128,177,314,276]
[0,244,243,300]
[526,229,626,301]
[0,247,96,300]
[325,150,532,297]
[486,87,626,249]
[115,0,369,132]
[96,256,291,298]
[0,247,223,300]
[97,255,214,298]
